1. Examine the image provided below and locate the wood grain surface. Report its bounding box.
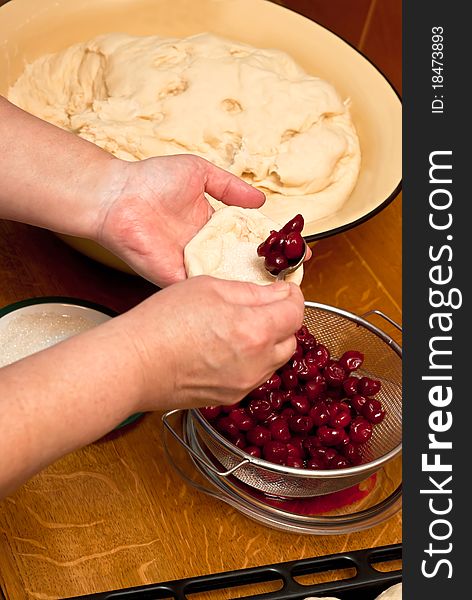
[0,1,402,598]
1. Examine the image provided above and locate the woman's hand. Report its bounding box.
[96,155,265,287]
[120,275,305,411]
[0,275,304,496]
[0,97,264,285]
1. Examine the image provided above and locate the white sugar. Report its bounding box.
[214,241,273,284]
[0,312,97,367]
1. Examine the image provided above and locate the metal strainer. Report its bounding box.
[163,301,402,498]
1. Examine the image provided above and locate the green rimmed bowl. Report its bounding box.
[0,296,144,430]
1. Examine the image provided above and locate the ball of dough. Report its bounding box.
[303,582,402,600]
[304,597,340,600]
[376,582,402,599]
[184,206,304,285]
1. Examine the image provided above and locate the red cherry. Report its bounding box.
[307,456,325,469]
[281,214,304,234]
[281,368,298,390]
[339,350,364,372]
[263,441,288,464]
[246,425,272,446]
[268,390,285,411]
[297,360,320,381]
[324,360,347,387]
[258,230,284,257]
[309,401,330,426]
[245,445,262,458]
[311,446,328,463]
[328,404,352,428]
[286,441,303,459]
[358,377,382,396]
[216,416,240,439]
[361,398,386,424]
[280,407,296,419]
[295,325,311,342]
[262,412,280,427]
[303,435,323,457]
[286,456,305,469]
[268,418,291,442]
[248,399,273,421]
[199,406,221,420]
[333,456,351,469]
[343,376,360,397]
[342,442,363,466]
[247,385,269,400]
[265,373,281,390]
[305,376,327,401]
[324,448,341,466]
[289,435,305,454]
[307,344,330,369]
[284,231,305,261]
[350,417,373,444]
[290,395,311,414]
[228,408,255,431]
[289,415,314,434]
[264,253,289,275]
[317,426,347,446]
[351,394,368,414]
[233,434,247,449]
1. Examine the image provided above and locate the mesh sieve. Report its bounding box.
[164,302,402,498]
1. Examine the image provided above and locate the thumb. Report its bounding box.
[215,279,294,307]
[199,158,266,208]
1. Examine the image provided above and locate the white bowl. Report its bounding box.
[0,297,143,428]
[0,0,401,274]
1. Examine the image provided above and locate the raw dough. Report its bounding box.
[304,582,402,600]
[375,582,402,599]
[8,32,360,225]
[184,206,303,285]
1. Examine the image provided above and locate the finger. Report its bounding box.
[212,278,293,307]
[258,283,305,344]
[199,158,266,208]
[272,335,298,370]
[248,335,297,392]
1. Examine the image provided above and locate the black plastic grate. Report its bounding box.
[64,544,401,600]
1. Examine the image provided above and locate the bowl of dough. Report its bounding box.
[0,0,401,275]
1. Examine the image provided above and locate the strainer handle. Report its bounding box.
[162,409,251,477]
[360,310,402,332]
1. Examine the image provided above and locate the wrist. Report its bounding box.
[114,298,179,413]
[81,156,130,243]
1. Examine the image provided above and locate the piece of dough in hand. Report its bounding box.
[184,206,304,285]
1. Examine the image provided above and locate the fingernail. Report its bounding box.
[268,281,291,294]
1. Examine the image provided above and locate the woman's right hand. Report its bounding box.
[120,275,305,412]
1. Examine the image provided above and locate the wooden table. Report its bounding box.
[0,1,402,598]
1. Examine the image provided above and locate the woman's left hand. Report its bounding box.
[96,154,265,287]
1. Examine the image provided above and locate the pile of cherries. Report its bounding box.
[199,326,386,470]
[257,214,305,276]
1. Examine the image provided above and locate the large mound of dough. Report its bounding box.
[8,32,360,225]
[184,206,303,285]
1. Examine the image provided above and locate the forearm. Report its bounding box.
[0,312,149,497]
[0,96,124,239]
